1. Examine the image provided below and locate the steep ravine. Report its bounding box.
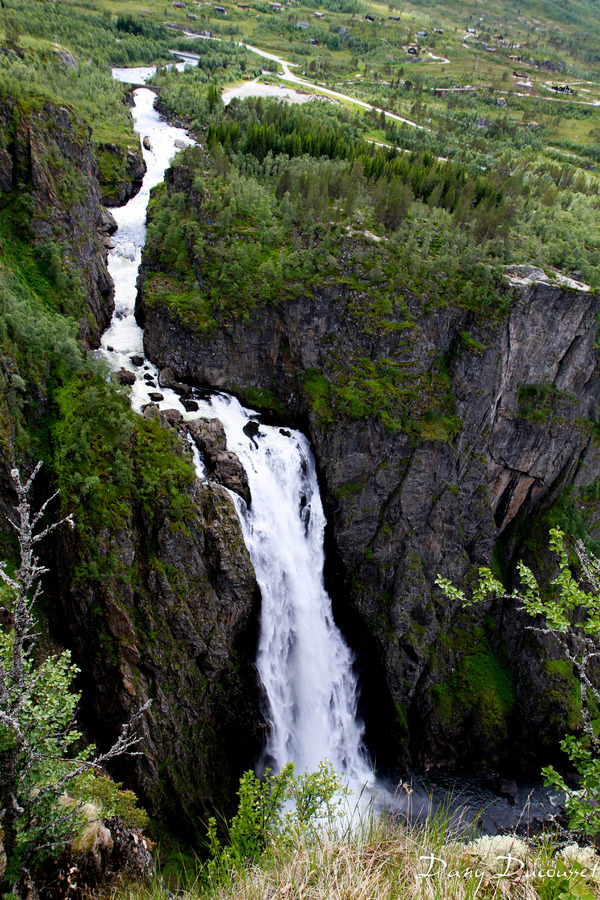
[0,92,265,833]
[137,165,600,777]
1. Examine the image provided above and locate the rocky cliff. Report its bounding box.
[97,139,146,209]
[0,99,263,831]
[0,97,115,346]
[56,447,262,833]
[137,165,600,776]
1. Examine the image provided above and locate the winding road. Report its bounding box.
[171,27,426,130]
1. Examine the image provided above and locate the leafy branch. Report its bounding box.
[0,464,151,894]
[436,527,600,839]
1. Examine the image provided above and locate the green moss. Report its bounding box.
[517,381,577,423]
[429,627,516,761]
[543,659,582,732]
[334,482,365,499]
[460,330,484,352]
[303,369,334,425]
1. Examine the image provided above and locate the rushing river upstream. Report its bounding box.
[103,75,564,832]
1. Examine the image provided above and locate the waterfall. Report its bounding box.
[99,73,572,835]
[103,79,373,797]
[211,396,373,791]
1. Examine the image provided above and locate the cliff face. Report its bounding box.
[97,140,146,208]
[137,170,600,775]
[0,97,115,346]
[56,460,262,834]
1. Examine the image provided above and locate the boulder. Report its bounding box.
[162,408,183,426]
[98,207,118,236]
[117,370,136,386]
[188,418,251,505]
[158,367,176,389]
[213,452,251,506]
[188,418,227,456]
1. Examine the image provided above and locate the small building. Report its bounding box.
[310,37,318,43]
[269,2,282,9]
[187,13,198,19]
[434,27,443,33]
[141,8,153,13]
[313,10,324,17]
[466,27,476,34]
[407,45,419,55]
[296,20,309,27]
[173,1,185,8]
[389,16,400,21]
[214,5,226,12]
[417,30,428,36]
[365,14,374,21]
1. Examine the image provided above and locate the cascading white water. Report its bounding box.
[211,396,373,791]
[103,77,373,797]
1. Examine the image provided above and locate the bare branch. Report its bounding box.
[0,464,151,889]
[30,491,60,530]
[0,563,18,591]
[33,515,75,544]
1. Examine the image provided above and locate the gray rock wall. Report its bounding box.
[138,226,600,775]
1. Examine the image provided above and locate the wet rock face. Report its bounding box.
[0,98,115,347]
[138,228,600,775]
[56,479,262,836]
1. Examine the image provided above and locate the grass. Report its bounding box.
[106,800,600,900]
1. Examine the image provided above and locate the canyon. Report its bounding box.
[2,83,600,843]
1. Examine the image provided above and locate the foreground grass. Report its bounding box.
[109,809,600,900]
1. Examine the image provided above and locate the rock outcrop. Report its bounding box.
[188,417,252,505]
[138,201,600,777]
[97,141,146,208]
[0,98,116,346]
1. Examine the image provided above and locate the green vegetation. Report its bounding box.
[107,770,600,900]
[53,373,195,579]
[0,467,148,895]
[437,527,600,840]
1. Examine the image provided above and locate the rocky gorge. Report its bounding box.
[0,94,263,833]
[136,156,600,781]
[3,79,600,847]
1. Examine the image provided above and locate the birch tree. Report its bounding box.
[0,463,149,894]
